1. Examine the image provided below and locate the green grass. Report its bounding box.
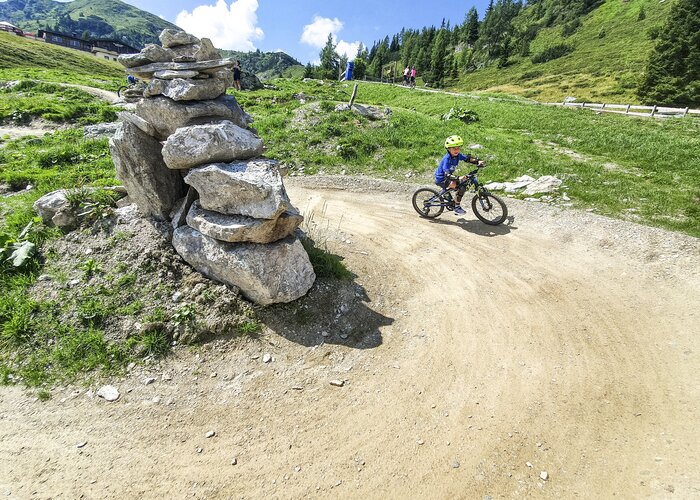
[0,80,117,125]
[0,31,125,90]
[238,79,699,237]
[0,129,116,192]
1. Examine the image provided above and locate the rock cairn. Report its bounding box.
[109,29,315,305]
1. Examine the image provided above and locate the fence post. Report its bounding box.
[684,107,689,117]
[650,104,657,117]
[626,104,630,114]
[348,83,358,107]
[582,102,586,108]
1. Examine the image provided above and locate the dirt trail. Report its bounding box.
[1,179,698,498]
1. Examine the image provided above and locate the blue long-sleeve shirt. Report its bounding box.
[434,152,472,183]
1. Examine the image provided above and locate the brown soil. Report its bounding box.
[1,177,698,498]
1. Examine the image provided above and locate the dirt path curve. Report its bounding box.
[1,178,698,498]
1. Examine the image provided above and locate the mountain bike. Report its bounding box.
[411,166,508,225]
[116,79,146,98]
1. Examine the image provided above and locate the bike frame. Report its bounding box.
[425,168,490,210]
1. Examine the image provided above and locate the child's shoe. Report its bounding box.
[453,205,466,215]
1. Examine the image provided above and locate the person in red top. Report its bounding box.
[410,67,417,87]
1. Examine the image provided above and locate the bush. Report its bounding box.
[442,107,479,124]
[531,44,573,64]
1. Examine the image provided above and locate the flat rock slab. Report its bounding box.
[162,121,263,170]
[134,95,251,140]
[143,77,227,101]
[184,159,291,219]
[186,200,303,243]
[172,226,315,305]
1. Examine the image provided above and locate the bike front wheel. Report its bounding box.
[412,188,444,219]
[471,192,508,225]
[116,85,128,98]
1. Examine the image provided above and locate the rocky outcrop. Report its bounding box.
[108,29,315,305]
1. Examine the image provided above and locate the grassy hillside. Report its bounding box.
[0,0,179,49]
[0,31,125,88]
[451,0,672,103]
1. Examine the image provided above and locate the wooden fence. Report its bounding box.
[549,101,700,118]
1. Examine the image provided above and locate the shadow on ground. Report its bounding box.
[263,269,393,350]
[426,214,517,236]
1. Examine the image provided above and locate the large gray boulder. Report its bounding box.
[169,38,220,62]
[162,121,263,170]
[144,77,227,101]
[184,160,291,219]
[134,95,252,140]
[172,226,315,305]
[159,29,200,48]
[186,201,303,243]
[109,121,185,219]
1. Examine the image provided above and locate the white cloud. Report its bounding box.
[300,16,343,48]
[300,15,361,60]
[175,0,263,51]
[335,40,360,59]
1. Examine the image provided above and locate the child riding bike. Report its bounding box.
[434,135,485,215]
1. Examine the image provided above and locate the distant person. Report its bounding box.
[403,65,410,85]
[434,135,485,216]
[232,60,242,91]
[410,66,416,87]
[126,74,136,85]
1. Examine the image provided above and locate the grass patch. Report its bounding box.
[0,80,117,126]
[300,235,353,280]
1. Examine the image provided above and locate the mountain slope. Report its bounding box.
[0,0,179,49]
[219,49,304,80]
[453,0,673,102]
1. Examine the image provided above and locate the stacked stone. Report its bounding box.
[109,30,315,306]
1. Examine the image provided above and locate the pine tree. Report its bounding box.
[465,7,480,47]
[430,29,449,86]
[319,33,339,80]
[637,0,700,106]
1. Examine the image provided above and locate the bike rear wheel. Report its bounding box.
[412,188,444,219]
[471,191,507,225]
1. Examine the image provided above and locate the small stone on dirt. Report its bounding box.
[263,353,272,363]
[76,441,87,448]
[540,471,548,481]
[526,462,533,468]
[231,457,238,465]
[144,377,156,385]
[96,385,120,402]
[330,379,345,387]
[452,461,460,468]
[206,431,216,438]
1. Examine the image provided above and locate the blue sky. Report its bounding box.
[117,0,491,64]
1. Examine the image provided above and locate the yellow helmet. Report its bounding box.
[444,135,463,148]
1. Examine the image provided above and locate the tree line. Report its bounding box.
[304,0,699,107]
